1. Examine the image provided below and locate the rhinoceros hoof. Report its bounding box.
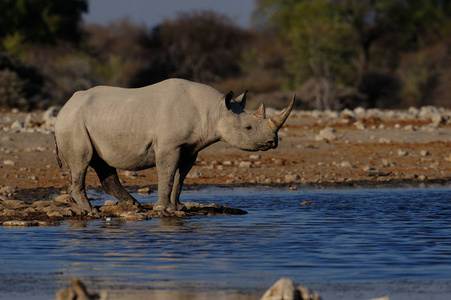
[153,203,186,212]
[166,204,187,212]
[153,204,167,212]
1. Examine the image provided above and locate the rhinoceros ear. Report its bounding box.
[235,90,248,109]
[225,91,234,110]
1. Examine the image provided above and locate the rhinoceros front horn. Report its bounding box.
[270,94,295,130]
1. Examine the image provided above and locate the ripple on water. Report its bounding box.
[1,186,451,295]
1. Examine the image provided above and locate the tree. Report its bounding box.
[150,10,251,83]
[254,0,358,109]
[0,0,88,49]
[253,0,451,108]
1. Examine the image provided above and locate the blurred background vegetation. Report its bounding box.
[1,0,451,111]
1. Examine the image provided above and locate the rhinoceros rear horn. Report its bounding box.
[253,103,266,119]
[270,94,295,130]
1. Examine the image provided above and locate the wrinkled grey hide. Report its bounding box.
[54,78,295,213]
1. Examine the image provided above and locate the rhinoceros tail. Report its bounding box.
[54,134,62,169]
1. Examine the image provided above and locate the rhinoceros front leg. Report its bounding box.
[170,153,198,211]
[154,148,181,212]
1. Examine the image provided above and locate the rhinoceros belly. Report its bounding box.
[89,130,156,171]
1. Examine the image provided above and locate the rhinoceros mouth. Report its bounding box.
[259,140,278,151]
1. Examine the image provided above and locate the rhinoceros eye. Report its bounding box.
[245,125,252,130]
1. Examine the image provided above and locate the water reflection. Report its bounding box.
[1,187,451,295]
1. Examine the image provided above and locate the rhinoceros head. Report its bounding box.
[218,91,295,151]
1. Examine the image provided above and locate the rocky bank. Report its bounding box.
[1,105,450,222]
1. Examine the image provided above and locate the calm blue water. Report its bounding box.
[1,186,450,299]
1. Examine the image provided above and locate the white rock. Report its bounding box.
[340,161,353,168]
[318,127,337,141]
[397,149,408,156]
[124,171,138,178]
[3,160,15,166]
[138,187,151,194]
[431,114,445,126]
[186,171,202,179]
[10,120,24,131]
[354,106,366,117]
[378,138,391,144]
[54,194,72,203]
[0,186,17,196]
[420,150,429,156]
[260,278,321,300]
[404,124,417,131]
[354,121,366,130]
[42,106,59,128]
[239,161,252,168]
[284,174,300,182]
[249,154,261,160]
[24,113,40,127]
[341,108,355,118]
[104,200,118,206]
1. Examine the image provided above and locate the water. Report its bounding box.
[1,186,451,299]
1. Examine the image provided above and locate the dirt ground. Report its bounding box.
[1,107,450,202]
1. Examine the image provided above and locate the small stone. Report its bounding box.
[3,160,15,166]
[47,210,64,218]
[3,220,38,227]
[238,161,252,168]
[173,211,186,217]
[54,194,72,203]
[249,154,261,160]
[382,159,396,167]
[260,277,321,300]
[354,121,366,130]
[418,175,427,181]
[340,161,353,168]
[378,138,391,143]
[1,199,26,209]
[186,171,202,179]
[10,120,24,130]
[119,212,150,220]
[104,200,118,206]
[284,174,300,183]
[404,124,417,131]
[318,127,337,141]
[420,150,429,156]
[124,171,138,178]
[0,186,17,196]
[431,114,446,126]
[138,187,152,194]
[263,178,272,184]
[397,149,408,156]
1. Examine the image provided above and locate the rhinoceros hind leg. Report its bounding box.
[68,166,92,213]
[90,154,140,207]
